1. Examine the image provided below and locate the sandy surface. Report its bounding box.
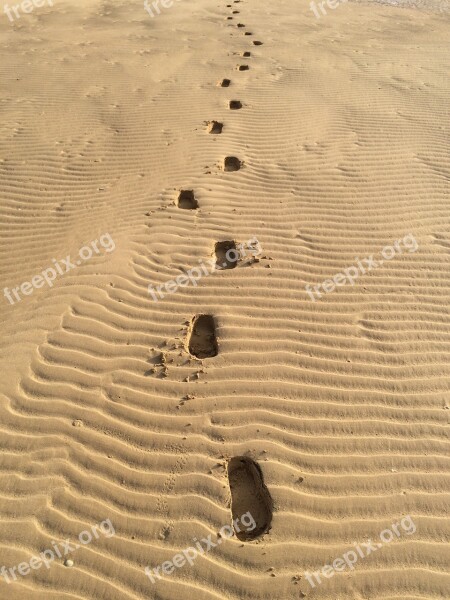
[0,0,449,599]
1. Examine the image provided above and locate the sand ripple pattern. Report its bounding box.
[0,0,449,599]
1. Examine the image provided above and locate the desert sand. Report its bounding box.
[0,0,449,599]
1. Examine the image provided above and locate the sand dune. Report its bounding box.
[0,0,449,598]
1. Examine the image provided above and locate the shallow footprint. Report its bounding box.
[223,156,242,171]
[207,121,223,134]
[215,240,238,269]
[178,190,198,209]
[188,315,218,358]
[228,456,273,541]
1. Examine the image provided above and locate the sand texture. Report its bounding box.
[0,0,449,599]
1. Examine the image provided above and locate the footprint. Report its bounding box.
[178,190,198,210]
[219,78,231,87]
[242,51,251,57]
[229,100,242,109]
[215,240,238,270]
[207,121,223,134]
[227,456,273,541]
[188,315,218,358]
[237,23,245,27]
[253,41,263,45]
[237,65,249,71]
[223,156,242,171]
[244,32,253,36]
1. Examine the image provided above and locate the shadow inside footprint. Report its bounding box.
[238,65,249,71]
[229,100,242,109]
[253,40,263,45]
[228,456,273,541]
[219,78,231,87]
[224,156,242,171]
[207,121,223,134]
[188,315,218,358]
[215,240,238,269]
[178,190,198,210]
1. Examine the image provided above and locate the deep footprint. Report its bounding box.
[253,40,263,45]
[188,315,218,358]
[228,456,273,541]
[207,121,223,134]
[229,100,242,109]
[219,78,231,87]
[224,156,242,171]
[215,240,238,269]
[178,190,198,210]
[237,65,249,71]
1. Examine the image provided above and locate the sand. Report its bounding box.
[0,0,449,599]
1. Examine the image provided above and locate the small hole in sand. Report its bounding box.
[207,121,223,134]
[178,190,198,210]
[224,156,242,172]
